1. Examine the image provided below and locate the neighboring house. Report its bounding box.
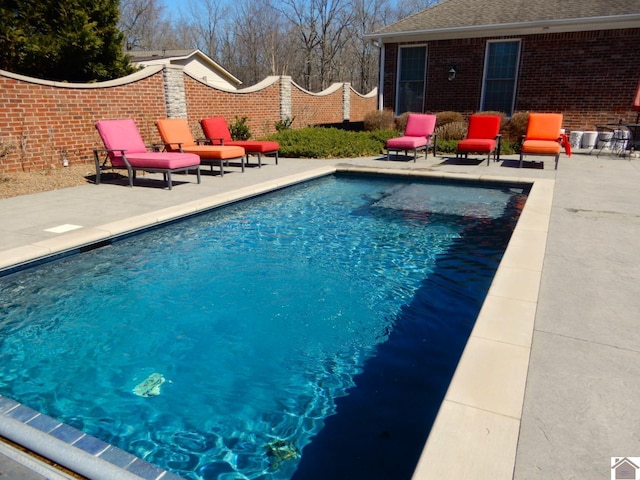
[128,49,242,90]
[366,0,640,130]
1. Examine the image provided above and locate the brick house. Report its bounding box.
[366,0,640,131]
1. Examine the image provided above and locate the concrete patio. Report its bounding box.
[0,151,638,479]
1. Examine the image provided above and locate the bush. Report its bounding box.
[275,117,295,132]
[266,127,398,158]
[435,121,467,141]
[394,112,411,131]
[229,116,251,140]
[505,111,529,142]
[436,111,464,127]
[363,110,395,131]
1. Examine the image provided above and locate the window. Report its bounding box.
[396,45,427,115]
[481,40,521,116]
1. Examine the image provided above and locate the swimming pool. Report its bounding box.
[0,173,528,479]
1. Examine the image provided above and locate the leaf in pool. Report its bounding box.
[133,372,165,397]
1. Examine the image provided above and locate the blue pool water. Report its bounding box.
[0,174,527,479]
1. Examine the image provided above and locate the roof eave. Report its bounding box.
[365,14,640,42]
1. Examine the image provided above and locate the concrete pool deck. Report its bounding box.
[0,151,638,479]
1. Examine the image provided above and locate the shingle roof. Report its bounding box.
[370,0,640,38]
[127,50,198,62]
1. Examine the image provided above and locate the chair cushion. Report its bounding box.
[457,139,496,153]
[200,117,234,143]
[226,141,280,153]
[466,115,501,140]
[125,152,201,169]
[522,140,561,155]
[156,118,198,149]
[387,136,428,149]
[405,114,436,137]
[525,113,563,141]
[181,145,246,159]
[95,119,148,165]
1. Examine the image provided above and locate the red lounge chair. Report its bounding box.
[519,113,563,169]
[94,119,201,190]
[200,117,279,167]
[386,113,437,161]
[155,118,245,176]
[456,114,502,165]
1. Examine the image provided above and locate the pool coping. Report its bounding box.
[0,165,553,480]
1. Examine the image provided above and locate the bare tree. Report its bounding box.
[278,0,352,91]
[119,0,177,50]
[181,0,226,59]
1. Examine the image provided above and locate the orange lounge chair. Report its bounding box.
[519,113,563,169]
[200,117,279,167]
[386,113,437,161]
[456,114,502,165]
[94,119,201,190]
[155,118,245,176]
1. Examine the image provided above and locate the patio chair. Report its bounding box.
[519,113,563,169]
[386,113,437,161]
[456,114,502,165]
[94,119,201,190]
[155,118,245,176]
[200,117,279,167]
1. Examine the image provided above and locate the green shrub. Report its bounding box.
[229,116,251,140]
[266,127,398,158]
[363,110,395,131]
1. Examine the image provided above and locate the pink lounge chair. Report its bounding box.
[156,118,246,176]
[386,113,437,161]
[200,117,280,167]
[456,114,502,165]
[94,119,201,190]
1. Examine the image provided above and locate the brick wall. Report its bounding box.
[0,68,377,173]
[383,28,640,132]
[290,83,344,128]
[0,67,167,173]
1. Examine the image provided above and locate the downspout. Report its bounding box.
[377,39,385,111]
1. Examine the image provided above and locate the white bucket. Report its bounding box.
[569,131,583,149]
[597,131,613,150]
[581,131,599,149]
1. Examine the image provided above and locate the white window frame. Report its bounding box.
[395,45,428,116]
[480,39,521,116]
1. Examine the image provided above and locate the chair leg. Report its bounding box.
[555,154,559,170]
[196,167,201,184]
[519,152,524,168]
[258,153,262,168]
[275,151,279,165]
[167,172,172,190]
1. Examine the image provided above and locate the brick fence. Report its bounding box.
[0,66,377,173]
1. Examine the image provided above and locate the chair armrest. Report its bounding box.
[207,137,225,145]
[163,142,184,152]
[151,143,165,152]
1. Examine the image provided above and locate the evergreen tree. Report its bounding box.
[0,0,134,82]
